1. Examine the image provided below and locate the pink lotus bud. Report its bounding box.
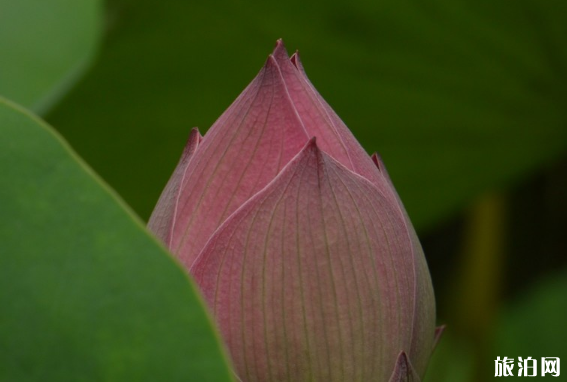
[149,40,437,382]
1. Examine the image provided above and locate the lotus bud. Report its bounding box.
[149,40,437,382]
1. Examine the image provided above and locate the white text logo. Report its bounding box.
[495,357,560,377]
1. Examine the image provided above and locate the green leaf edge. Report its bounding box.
[32,1,103,115]
[0,96,235,381]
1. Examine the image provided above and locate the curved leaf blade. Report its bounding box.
[0,99,233,382]
[0,0,102,114]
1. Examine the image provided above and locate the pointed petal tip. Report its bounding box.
[432,325,446,352]
[290,50,304,71]
[306,135,317,147]
[147,127,202,247]
[370,152,381,169]
[188,126,202,141]
[389,352,421,382]
[271,38,289,61]
[290,136,327,171]
[182,127,202,154]
[303,136,322,156]
[371,152,395,181]
[265,40,287,68]
[265,54,278,68]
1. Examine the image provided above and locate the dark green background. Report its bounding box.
[1,0,566,380]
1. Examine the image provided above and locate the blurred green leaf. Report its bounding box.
[0,99,233,382]
[46,0,567,230]
[426,271,567,381]
[492,271,567,380]
[0,0,101,114]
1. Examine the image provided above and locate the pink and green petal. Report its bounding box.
[148,128,202,247]
[191,140,434,381]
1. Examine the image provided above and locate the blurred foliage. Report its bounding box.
[0,0,101,114]
[426,261,567,381]
[494,269,567,380]
[46,0,567,231]
[424,161,567,381]
[1,0,566,380]
[0,99,233,382]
